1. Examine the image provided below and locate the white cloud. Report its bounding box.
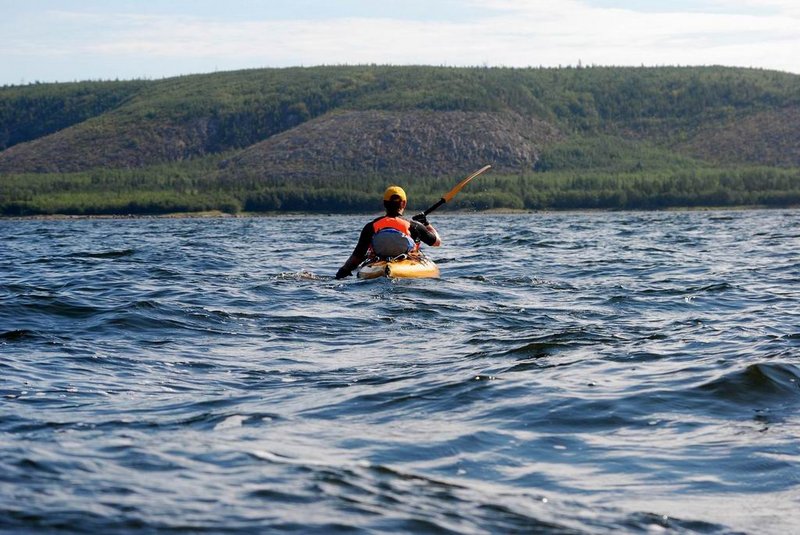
[71,7,800,66]
[2,1,799,84]
[705,0,800,17]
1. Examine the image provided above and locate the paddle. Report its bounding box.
[421,165,492,216]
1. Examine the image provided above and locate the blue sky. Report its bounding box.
[1,0,798,85]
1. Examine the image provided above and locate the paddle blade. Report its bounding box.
[442,165,492,202]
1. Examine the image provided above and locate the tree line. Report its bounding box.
[3,162,798,216]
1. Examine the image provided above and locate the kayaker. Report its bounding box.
[335,186,441,279]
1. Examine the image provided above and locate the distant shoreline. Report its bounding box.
[2,205,797,221]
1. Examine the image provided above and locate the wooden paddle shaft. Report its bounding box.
[423,165,492,216]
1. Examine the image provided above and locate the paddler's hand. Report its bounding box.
[335,267,351,279]
[412,213,429,226]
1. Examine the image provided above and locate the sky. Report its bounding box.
[1,0,799,86]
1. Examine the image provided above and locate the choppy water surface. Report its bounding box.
[1,210,799,534]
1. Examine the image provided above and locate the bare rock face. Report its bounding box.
[220,110,564,182]
[0,116,217,174]
[677,107,800,168]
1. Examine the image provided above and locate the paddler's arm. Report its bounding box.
[336,254,363,279]
[410,215,441,247]
[335,224,373,279]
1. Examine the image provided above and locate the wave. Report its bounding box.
[0,329,38,341]
[242,449,731,534]
[66,249,136,259]
[698,362,800,406]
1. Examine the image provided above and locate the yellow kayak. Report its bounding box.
[356,252,440,279]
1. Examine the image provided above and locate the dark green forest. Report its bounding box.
[3,163,798,216]
[1,65,799,216]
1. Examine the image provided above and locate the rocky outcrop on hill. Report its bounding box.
[677,107,800,167]
[219,110,563,182]
[0,116,218,173]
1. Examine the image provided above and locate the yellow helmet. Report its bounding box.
[383,185,407,202]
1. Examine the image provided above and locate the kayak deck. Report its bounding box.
[356,253,440,279]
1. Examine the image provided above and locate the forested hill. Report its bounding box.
[2,65,800,215]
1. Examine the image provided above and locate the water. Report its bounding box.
[1,210,799,534]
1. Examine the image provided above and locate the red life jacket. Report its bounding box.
[370,216,418,257]
[373,216,411,236]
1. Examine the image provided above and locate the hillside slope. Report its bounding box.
[677,106,800,167]
[0,80,147,151]
[219,110,563,184]
[0,114,220,173]
[2,65,799,177]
